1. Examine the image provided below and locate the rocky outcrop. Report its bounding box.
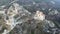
[0,0,60,34]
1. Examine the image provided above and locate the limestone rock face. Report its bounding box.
[0,0,60,34]
[34,10,45,21]
[0,3,31,34]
